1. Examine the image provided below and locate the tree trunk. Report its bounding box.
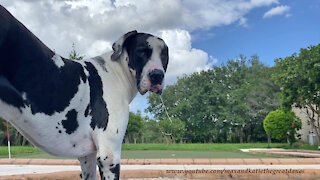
[306,106,320,145]
[165,136,170,144]
[22,136,27,146]
[14,131,21,145]
[267,134,272,147]
[125,136,129,144]
[239,126,244,143]
[172,137,176,143]
[250,120,255,142]
[133,136,137,144]
[141,135,144,144]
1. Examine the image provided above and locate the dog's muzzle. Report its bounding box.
[148,69,164,95]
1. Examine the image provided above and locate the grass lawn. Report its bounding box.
[0,143,316,159]
[121,150,292,159]
[122,143,288,151]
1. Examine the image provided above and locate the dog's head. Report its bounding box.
[111,31,169,95]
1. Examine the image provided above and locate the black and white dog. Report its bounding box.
[0,5,168,180]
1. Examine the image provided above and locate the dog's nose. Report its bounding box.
[149,69,164,85]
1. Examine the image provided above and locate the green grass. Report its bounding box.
[0,143,317,159]
[121,150,292,159]
[122,143,288,151]
[0,149,292,159]
[0,146,41,155]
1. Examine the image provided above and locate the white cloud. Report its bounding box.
[1,0,281,59]
[238,17,248,27]
[86,40,112,58]
[263,5,290,18]
[0,0,281,113]
[181,0,279,29]
[161,29,214,85]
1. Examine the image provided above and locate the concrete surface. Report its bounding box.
[1,158,320,179]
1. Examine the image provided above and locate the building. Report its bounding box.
[293,107,318,145]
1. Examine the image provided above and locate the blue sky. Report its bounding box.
[1,0,320,116]
[134,0,320,116]
[192,0,320,67]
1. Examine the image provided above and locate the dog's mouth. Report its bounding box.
[138,68,165,95]
[138,82,163,95]
[149,84,163,95]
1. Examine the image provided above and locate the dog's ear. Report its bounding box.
[111,30,138,61]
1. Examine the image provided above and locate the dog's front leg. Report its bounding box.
[95,111,129,180]
[95,132,123,180]
[78,152,97,180]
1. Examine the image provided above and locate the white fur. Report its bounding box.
[0,36,166,180]
[52,54,65,68]
[139,36,166,94]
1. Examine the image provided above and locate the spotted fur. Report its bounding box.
[0,5,168,180]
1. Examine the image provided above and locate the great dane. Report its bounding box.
[0,5,168,180]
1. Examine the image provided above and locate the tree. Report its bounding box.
[263,109,301,145]
[244,61,281,142]
[125,111,144,144]
[272,44,320,144]
[142,117,163,143]
[69,43,84,60]
[147,55,280,143]
[148,68,227,142]
[158,118,185,143]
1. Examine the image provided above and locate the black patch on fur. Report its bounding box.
[80,70,87,83]
[93,56,108,73]
[58,130,62,134]
[84,104,90,117]
[104,156,108,160]
[98,166,104,180]
[0,6,87,115]
[123,34,153,88]
[160,45,169,72]
[84,62,109,131]
[61,109,78,134]
[116,129,118,134]
[123,33,168,93]
[85,173,90,180]
[73,144,76,148]
[110,164,120,180]
[0,76,25,110]
[97,157,104,168]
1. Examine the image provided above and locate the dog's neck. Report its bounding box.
[99,52,138,103]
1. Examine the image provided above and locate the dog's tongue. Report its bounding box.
[150,84,163,95]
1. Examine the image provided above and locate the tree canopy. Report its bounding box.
[69,43,84,60]
[263,109,301,144]
[272,43,320,143]
[147,55,280,143]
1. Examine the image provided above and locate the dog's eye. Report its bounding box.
[161,47,168,71]
[161,48,168,63]
[140,52,145,57]
[137,48,152,58]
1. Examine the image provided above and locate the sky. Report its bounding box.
[1,0,320,116]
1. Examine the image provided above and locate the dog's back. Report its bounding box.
[0,6,97,156]
[0,5,27,112]
[0,5,89,116]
